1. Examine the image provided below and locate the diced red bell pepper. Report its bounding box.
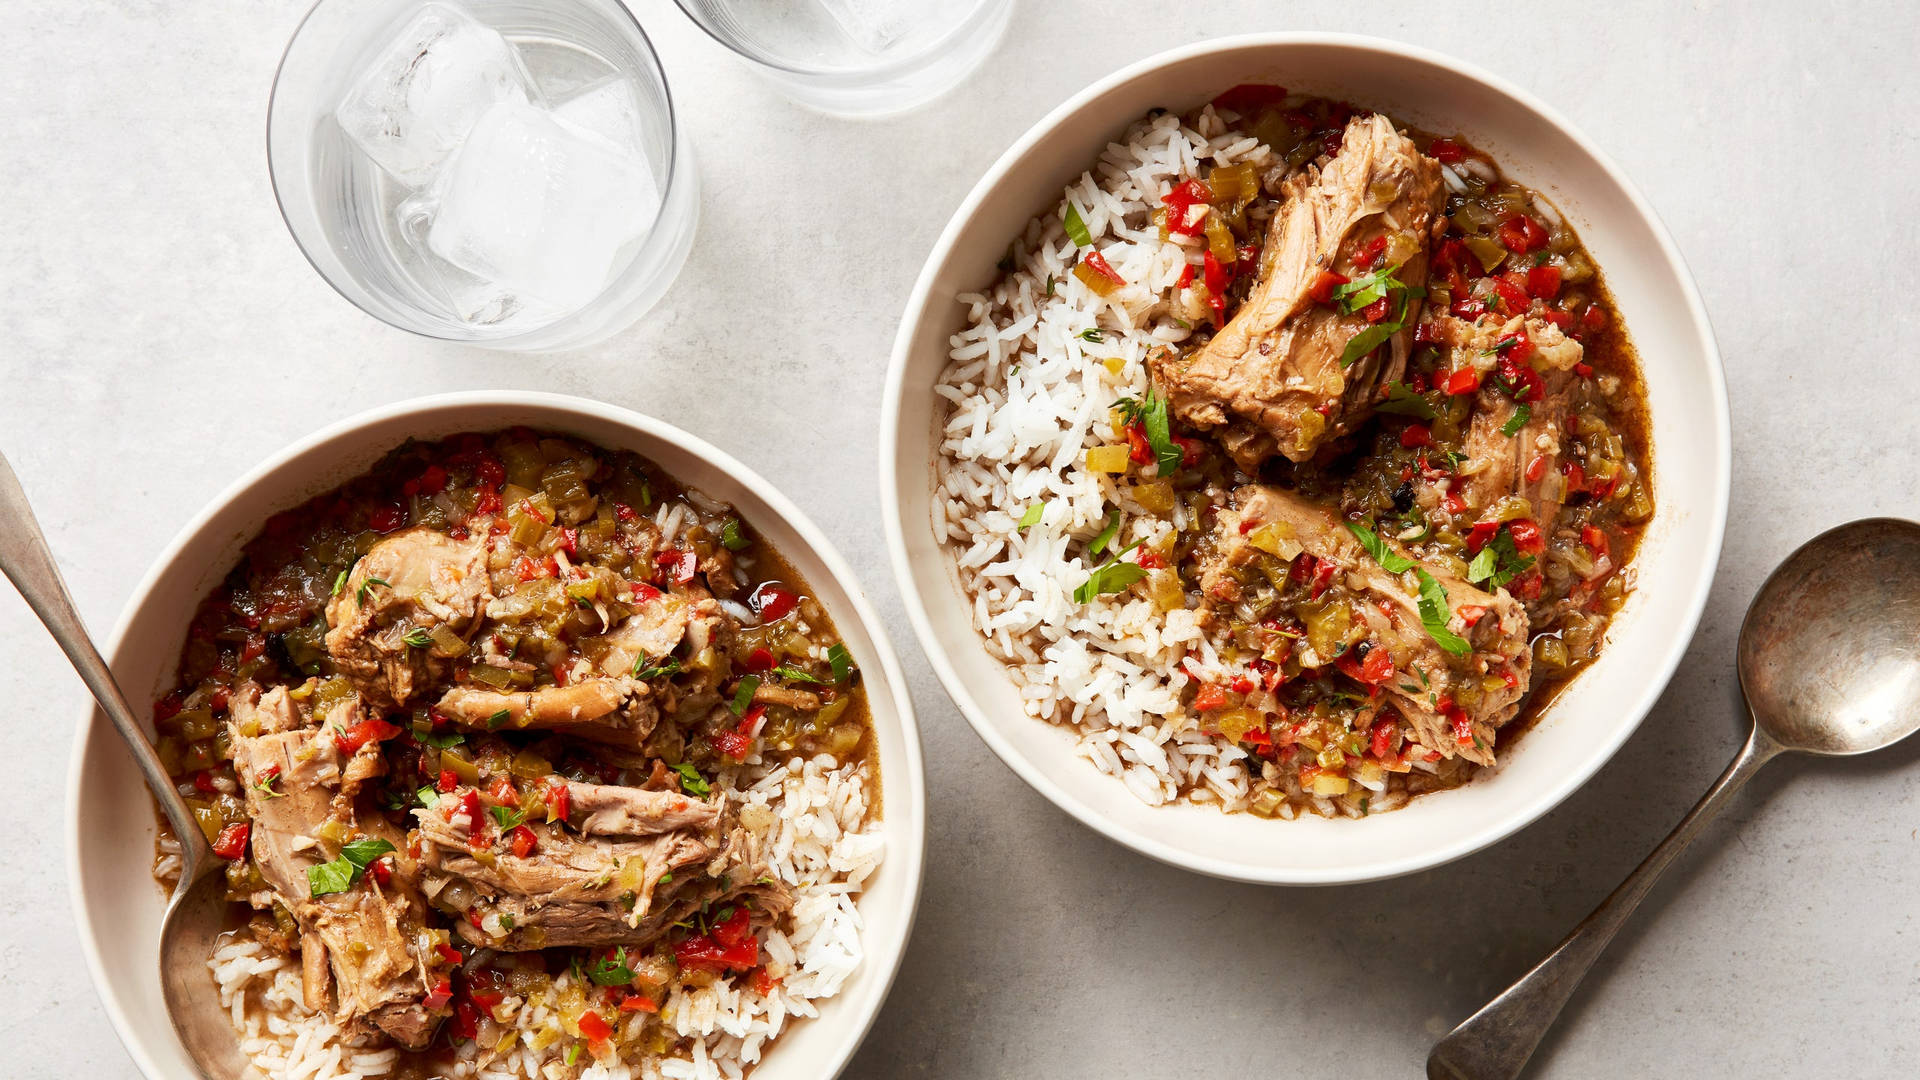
[473,489,502,514]
[751,582,800,622]
[577,1009,613,1043]
[557,526,579,556]
[334,717,401,755]
[1362,296,1390,323]
[1503,331,1535,365]
[1581,525,1610,556]
[745,647,776,674]
[435,943,463,966]
[512,554,545,582]
[1124,422,1153,465]
[1563,459,1587,494]
[452,999,479,1041]
[1450,296,1488,320]
[508,825,538,859]
[424,977,453,1011]
[1202,249,1229,295]
[1370,718,1399,759]
[1310,558,1338,599]
[193,770,217,793]
[368,855,394,886]
[487,775,519,806]
[654,549,697,586]
[547,778,571,824]
[1174,261,1195,288]
[1465,520,1502,553]
[438,768,459,794]
[1081,251,1127,289]
[475,457,506,489]
[675,907,760,973]
[1573,360,1594,377]
[1162,178,1213,237]
[1442,368,1481,396]
[1498,213,1548,255]
[1442,491,1468,516]
[1308,269,1349,305]
[368,503,407,534]
[211,822,250,860]
[1192,683,1228,712]
[1135,549,1168,570]
[1581,303,1609,334]
[1210,83,1288,114]
[1354,234,1388,271]
[1426,137,1465,164]
[1507,518,1544,554]
[1492,275,1530,315]
[1172,434,1206,467]
[620,993,659,1013]
[1458,605,1489,627]
[1527,265,1562,300]
[751,968,780,996]
[1336,645,1394,685]
[1524,455,1549,484]
[1399,423,1433,448]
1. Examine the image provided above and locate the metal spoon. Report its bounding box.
[1428,517,1920,1080]
[0,451,247,1080]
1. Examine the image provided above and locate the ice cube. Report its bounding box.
[552,78,646,160]
[813,0,915,53]
[335,2,534,187]
[426,100,661,311]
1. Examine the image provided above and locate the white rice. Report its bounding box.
[932,107,1276,811]
[210,757,882,1080]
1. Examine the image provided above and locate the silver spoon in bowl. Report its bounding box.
[0,451,247,1080]
[1428,517,1920,1080]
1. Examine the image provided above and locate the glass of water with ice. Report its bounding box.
[672,0,1014,117]
[269,0,696,350]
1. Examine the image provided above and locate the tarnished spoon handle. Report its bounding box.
[0,450,212,882]
[1427,723,1786,1080]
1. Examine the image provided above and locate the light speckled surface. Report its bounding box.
[2,2,1916,1077]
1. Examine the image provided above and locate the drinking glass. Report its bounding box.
[268,0,699,351]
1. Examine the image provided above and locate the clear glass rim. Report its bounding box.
[667,0,1006,79]
[265,0,683,348]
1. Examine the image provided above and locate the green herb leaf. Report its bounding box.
[672,763,710,797]
[1018,503,1045,530]
[356,576,389,606]
[1139,386,1181,477]
[1345,520,1415,574]
[488,804,528,832]
[1465,529,1535,589]
[719,518,750,552]
[633,655,682,680]
[1340,321,1402,368]
[588,946,635,986]
[827,642,854,684]
[730,676,761,716]
[1415,570,1473,656]
[771,665,827,685]
[1375,382,1438,420]
[253,767,285,799]
[1078,328,1105,343]
[1499,404,1532,437]
[402,628,433,648]
[1089,509,1121,556]
[1073,540,1148,604]
[485,708,512,731]
[1045,273,1057,298]
[417,786,439,808]
[307,837,396,898]
[1063,201,1092,247]
[331,570,347,598]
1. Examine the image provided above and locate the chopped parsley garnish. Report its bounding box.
[1479,336,1520,357]
[1088,509,1121,556]
[307,837,395,898]
[827,642,854,684]
[589,946,636,986]
[730,676,761,716]
[633,655,682,680]
[1466,529,1536,589]
[1073,539,1148,604]
[1078,328,1105,343]
[485,708,512,731]
[1375,382,1438,420]
[1499,404,1532,437]
[1345,520,1414,574]
[330,570,347,598]
[416,786,439,808]
[671,763,710,797]
[1063,201,1093,247]
[402,628,433,648]
[1018,503,1045,530]
[356,576,389,606]
[1415,570,1472,656]
[1117,385,1181,476]
[719,518,749,551]
[488,804,528,831]
[771,665,827,685]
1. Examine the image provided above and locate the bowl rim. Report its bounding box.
[66,390,927,1078]
[878,31,1730,885]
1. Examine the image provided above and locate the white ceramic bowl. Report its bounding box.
[881,34,1728,885]
[68,392,925,1078]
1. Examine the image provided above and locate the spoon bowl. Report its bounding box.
[1738,518,1920,757]
[1430,517,1920,1080]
